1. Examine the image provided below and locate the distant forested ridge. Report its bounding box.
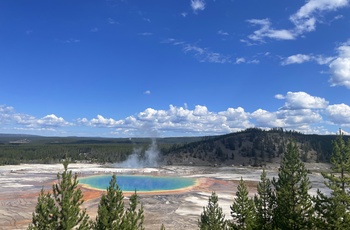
[163,128,349,166]
[0,128,348,166]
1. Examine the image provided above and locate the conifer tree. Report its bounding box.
[94,174,125,229]
[230,177,255,230]
[122,191,145,230]
[253,169,275,230]
[198,191,227,230]
[27,188,58,230]
[272,141,313,230]
[160,223,166,230]
[314,130,350,229]
[28,161,90,230]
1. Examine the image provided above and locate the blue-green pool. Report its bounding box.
[79,175,196,192]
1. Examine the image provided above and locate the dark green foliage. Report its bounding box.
[230,178,255,230]
[122,191,145,230]
[28,161,90,230]
[160,223,166,230]
[27,188,58,230]
[314,131,350,229]
[254,169,275,230]
[94,174,125,229]
[93,176,144,230]
[198,191,227,230]
[272,141,314,230]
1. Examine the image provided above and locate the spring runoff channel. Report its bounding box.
[79,175,197,192]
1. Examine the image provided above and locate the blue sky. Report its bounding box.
[1,0,350,137]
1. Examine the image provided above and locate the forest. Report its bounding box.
[0,128,348,166]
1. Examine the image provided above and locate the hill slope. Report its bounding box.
[162,128,347,166]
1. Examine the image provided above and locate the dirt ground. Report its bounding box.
[0,163,330,230]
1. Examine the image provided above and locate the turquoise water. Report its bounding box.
[79,175,196,192]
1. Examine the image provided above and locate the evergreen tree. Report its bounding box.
[27,188,58,230]
[160,223,166,230]
[314,130,350,229]
[198,191,227,230]
[253,169,275,230]
[28,161,90,230]
[272,141,313,230]
[94,174,125,229]
[230,177,255,230]
[122,191,145,230]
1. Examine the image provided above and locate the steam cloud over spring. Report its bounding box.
[114,139,160,168]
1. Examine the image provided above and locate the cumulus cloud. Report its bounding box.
[276,91,329,110]
[326,103,350,126]
[329,41,350,88]
[246,0,349,42]
[191,0,205,12]
[0,105,72,132]
[79,105,252,136]
[144,90,151,95]
[181,42,231,63]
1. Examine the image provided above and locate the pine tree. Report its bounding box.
[230,177,255,230]
[27,188,58,230]
[28,161,90,230]
[122,191,145,230]
[314,130,350,229]
[94,174,125,229]
[272,141,313,230]
[198,191,227,230]
[160,223,166,230]
[253,169,275,230]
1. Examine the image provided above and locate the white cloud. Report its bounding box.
[80,105,252,136]
[277,91,329,110]
[281,54,334,65]
[247,0,349,42]
[182,43,231,63]
[247,18,295,42]
[329,42,350,88]
[144,90,151,95]
[291,0,349,34]
[326,103,350,125]
[281,54,312,65]
[191,0,206,12]
[235,57,245,64]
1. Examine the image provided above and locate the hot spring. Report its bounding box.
[79,175,197,192]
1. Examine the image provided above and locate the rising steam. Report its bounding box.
[114,139,160,168]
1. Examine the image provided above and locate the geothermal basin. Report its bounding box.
[0,163,330,230]
[79,175,197,192]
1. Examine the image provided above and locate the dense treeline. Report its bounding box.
[0,136,199,165]
[1,128,349,166]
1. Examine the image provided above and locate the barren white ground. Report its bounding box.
[0,163,330,230]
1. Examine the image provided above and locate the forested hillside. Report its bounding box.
[163,128,349,166]
[0,128,348,166]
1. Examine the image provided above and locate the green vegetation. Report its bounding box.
[28,162,146,230]
[230,178,255,229]
[198,132,350,230]
[28,161,90,230]
[198,192,227,230]
[1,128,348,166]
